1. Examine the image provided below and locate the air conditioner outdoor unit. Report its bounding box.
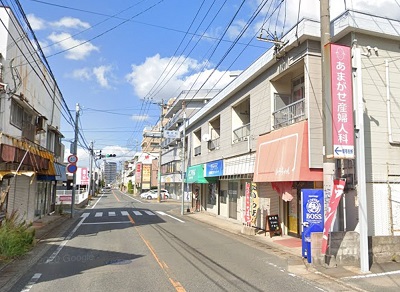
[36,116,46,131]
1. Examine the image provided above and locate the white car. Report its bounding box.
[140,189,170,200]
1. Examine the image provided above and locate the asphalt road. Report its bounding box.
[8,190,346,292]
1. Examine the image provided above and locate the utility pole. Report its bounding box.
[71,103,80,218]
[157,99,164,203]
[353,45,369,273]
[181,102,186,215]
[88,141,94,201]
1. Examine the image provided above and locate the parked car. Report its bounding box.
[140,189,170,200]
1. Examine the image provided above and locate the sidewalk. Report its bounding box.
[184,209,400,291]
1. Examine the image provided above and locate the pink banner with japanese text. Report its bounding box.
[330,44,354,159]
[244,182,251,224]
[321,179,346,254]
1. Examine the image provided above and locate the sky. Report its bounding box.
[5,0,399,169]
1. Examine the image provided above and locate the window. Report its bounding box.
[10,100,24,129]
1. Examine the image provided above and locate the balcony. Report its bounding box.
[273,98,305,129]
[208,137,220,151]
[194,145,201,156]
[233,123,250,143]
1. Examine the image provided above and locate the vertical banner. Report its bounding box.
[135,163,142,184]
[321,179,346,254]
[330,44,354,159]
[76,167,89,185]
[250,182,259,226]
[244,182,251,224]
[301,189,324,262]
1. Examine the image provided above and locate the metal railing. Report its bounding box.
[194,145,201,156]
[208,137,220,150]
[233,123,250,143]
[273,98,305,129]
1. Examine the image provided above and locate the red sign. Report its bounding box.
[80,167,89,185]
[244,183,251,224]
[321,179,346,254]
[330,44,354,159]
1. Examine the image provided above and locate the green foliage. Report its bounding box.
[127,180,133,194]
[0,211,35,261]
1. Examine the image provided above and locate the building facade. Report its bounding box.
[0,6,65,223]
[176,10,400,243]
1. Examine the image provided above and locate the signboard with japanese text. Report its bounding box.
[250,182,259,226]
[330,44,354,159]
[135,163,142,184]
[244,182,251,224]
[142,164,151,184]
[205,160,223,177]
[76,167,89,185]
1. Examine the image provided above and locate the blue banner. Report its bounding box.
[205,160,223,177]
[301,189,324,263]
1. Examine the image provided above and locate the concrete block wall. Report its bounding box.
[311,231,400,266]
[371,236,400,263]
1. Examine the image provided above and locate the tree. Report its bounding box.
[127,180,133,194]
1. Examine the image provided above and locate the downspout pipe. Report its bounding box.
[386,60,400,145]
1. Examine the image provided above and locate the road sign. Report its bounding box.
[67,155,78,163]
[67,164,78,173]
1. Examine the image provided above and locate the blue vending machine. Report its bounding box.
[301,189,324,263]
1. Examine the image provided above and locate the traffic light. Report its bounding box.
[105,154,116,157]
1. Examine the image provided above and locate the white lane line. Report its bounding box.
[95,212,103,217]
[342,269,400,280]
[21,273,42,292]
[133,211,142,216]
[121,211,129,216]
[156,211,185,223]
[45,216,86,264]
[144,211,155,216]
[82,221,131,225]
[109,211,116,216]
[90,195,104,209]
[81,213,90,218]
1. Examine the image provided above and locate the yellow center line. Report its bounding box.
[135,227,186,292]
[127,214,135,224]
[113,191,120,202]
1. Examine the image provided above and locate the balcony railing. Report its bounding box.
[208,137,220,151]
[194,145,201,156]
[233,123,250,143]
[273,98,305,129]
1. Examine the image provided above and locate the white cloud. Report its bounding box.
[47,32,99,60]
[125,54,237,102]
[130,114,149,122]
[27,14,46,30]
[50,17,91,29]
[72,68,92,80]
[70,66,113,88]
[93,65,112,89]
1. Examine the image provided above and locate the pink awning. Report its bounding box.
[253,121,322,182]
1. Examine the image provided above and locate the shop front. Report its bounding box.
[204,160,223,214]
[253,121,323,237]
[186,164,216,212]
